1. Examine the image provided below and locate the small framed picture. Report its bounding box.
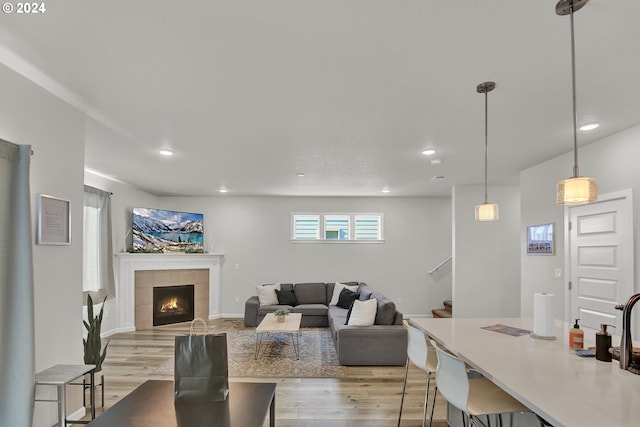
[527,223,554,255]
[37,194,71,245]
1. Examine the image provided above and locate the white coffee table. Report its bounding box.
[255,313,302,359]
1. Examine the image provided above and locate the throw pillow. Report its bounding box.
[329,282,359,306]
[275,289,298,306]
[255,283,280,306]
[358,285,374,301]
[346,298,378,326]
[336,288,359,309]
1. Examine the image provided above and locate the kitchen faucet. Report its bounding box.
[615,293,640,372]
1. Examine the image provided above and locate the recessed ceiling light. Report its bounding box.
[430,159,442,165]
[159,150,174,156]
[422,149,437,156]
[382,188,390,193]
[219,188,228,193]
[296,172,306,177]
[579,123,599,131]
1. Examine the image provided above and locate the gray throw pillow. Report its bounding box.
[358,285,374,301]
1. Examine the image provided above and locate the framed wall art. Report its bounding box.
[37,194,71,245]
[526,223,554,255]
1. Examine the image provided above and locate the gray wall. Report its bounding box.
[150,196,453,318]
[0,63,86,425]
[452,184,521,318]
[521,124,640,327]
[86,168,454,333]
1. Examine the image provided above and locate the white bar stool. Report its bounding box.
[431,340,535,427]
[398,325,438,427]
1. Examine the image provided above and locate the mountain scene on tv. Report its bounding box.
[132,208,204,253]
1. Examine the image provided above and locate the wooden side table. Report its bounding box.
[35,364,96,426]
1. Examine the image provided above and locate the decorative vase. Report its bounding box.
[276,315,285,323]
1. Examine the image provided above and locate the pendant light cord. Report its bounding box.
[484,88,489,204]
[570,3,579,178]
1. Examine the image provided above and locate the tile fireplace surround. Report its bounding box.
[114,253,223,333]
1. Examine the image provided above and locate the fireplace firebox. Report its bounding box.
[153,285,195,326]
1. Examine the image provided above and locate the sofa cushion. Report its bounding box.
[280,283,294,292]
[337,288,359,309]
[275,289,298,306]
[292,304,328,317]
[294,283,328,305]
[328,305,348,326]
[255,283,280,306]
[329,282,359,305]
[257,304,292,315]
[370,291,397,325]
[358,285,374,301]
[346,298,377,326]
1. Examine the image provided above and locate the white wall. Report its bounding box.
[84,153,160,332]
[153,196,452,318]
[452,184,521,318]
[521,124,640,326]
[0,64,86,425]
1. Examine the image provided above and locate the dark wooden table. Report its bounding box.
[87,380,276,427]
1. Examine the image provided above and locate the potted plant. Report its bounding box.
[274,308,290,323]
[83,294,109,371]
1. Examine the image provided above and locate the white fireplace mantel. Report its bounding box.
[114,253,224,332]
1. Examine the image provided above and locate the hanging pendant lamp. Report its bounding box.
[556,0,597,205]
[475,81,499,221]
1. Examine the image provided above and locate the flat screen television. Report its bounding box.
[132,207,204,253]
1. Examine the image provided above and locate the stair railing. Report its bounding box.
[428,255,452,275]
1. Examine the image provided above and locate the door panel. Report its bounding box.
[577,246,617,267]
[569,193,634,333]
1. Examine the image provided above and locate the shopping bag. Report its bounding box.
[174,318,229,402]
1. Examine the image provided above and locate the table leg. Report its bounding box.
[255,332,263,359]
[269,392,276,427]
[58,384,65,427]
[89,370,96,420]
[289,332,300,360]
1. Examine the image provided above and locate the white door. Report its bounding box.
[569,190,634,333]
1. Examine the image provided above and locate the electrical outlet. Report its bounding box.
[234,297,239,303]
[235,263,240,270]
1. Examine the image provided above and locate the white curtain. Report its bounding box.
[83,185,115,302]
[0,140,35,426]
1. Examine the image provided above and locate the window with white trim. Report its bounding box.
[292,213,383,242]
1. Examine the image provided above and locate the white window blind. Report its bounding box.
[291,213,383,242]
[82,185,115,302]
[83,205,101,293]
[293,214,320,240]
[355,215,381,240]
[324,215,349,240]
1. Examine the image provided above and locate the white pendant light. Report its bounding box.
[556,0,597,205]
[475,81,499,221]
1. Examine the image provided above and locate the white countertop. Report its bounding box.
[410,317,640,427]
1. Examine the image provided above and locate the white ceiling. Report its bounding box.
[1,0,639,197]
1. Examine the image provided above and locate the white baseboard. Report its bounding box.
[66,406,86,422]
[218,313,244,319]
[101,326,135,338]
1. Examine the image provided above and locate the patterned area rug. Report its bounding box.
[151,320,346,378]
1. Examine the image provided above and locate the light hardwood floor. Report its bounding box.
[75,319,447,427]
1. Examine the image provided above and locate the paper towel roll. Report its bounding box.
[532,292,555,338]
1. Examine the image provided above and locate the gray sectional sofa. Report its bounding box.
[244,282,407,366]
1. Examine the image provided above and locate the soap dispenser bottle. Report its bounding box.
[569,319,584,349]
[596,324,613,362]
